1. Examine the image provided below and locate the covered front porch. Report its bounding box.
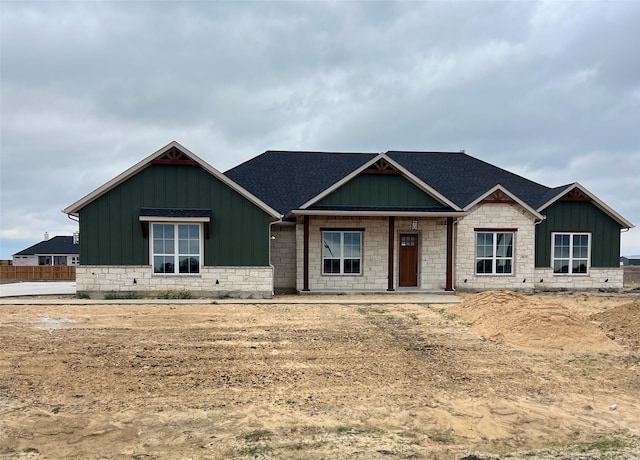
[290,212,461,294]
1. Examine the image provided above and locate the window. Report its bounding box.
[53,256,67,266]
[322,231,362,275]
[152,223,201,274]
[71,256,79,265]
[552,232,590,274]
[476,232,514,274]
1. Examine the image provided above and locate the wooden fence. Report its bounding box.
[624,266,640,289]
[0,265,76,281]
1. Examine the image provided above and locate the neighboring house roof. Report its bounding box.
[226,149,633,228]
[64,141,282,219]
[13,236,79,256]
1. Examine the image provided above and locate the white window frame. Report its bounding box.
[150,222,203,275]
[475,231,514,275]
[322,230,362,275]
[552,232,591,275]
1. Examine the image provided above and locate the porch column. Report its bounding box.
[303,215,310,291]
[387,216,395,291]
[445,216,454,291]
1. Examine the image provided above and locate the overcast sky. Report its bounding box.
[1,0,639,260]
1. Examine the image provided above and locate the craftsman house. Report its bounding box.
[64,141,633,297]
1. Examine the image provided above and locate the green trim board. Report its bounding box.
[535,200,622,268]
[314,174,447,209]
[79,163,271,266]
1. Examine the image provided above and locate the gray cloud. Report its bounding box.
[1,0,639,258]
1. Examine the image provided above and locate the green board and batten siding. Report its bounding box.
[79,164,271,266]
[535,201,622,268]
[316,174,446,208]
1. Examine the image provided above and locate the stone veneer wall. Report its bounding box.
[295,216,448,292]
[534,267,623,290]
[76,266,273,298]
[271,224,296,293]
[455,202,537,291]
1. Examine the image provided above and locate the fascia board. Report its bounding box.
[290,209,467,217]
[537,183,634,229]
[463,184,544,220]
[298,154,383,209]
[535,184,575,214]
[63,141,282,220]
[63,141,181,215]
[378,154,463,211]
[298,153,462,211]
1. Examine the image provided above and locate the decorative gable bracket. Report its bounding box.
[152,146,198,165]
[362,158,401,174]
[559,188,591,202]
[480,189,515,204]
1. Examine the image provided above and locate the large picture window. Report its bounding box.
[476,232,514,274]
[322,231,362,275]
[552,232,590,274]
[152,223,201,274]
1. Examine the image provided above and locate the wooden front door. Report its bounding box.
[399,234,418,287]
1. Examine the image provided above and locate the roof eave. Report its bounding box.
[463,184,544,221]
[378,153,463,211]
[297,154,380,209]
[290,209,467,217]
[298,152,462,212]
[537,183,634,229]
[63,141,283,220]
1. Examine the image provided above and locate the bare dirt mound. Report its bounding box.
[590,301,640,351]
[452,291,619,352]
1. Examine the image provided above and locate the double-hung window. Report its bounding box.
[476,231,514,274]
[322,230,362,275]
[152,223,201,274]
[552,232,590,274]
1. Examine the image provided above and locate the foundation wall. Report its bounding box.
[76,265,273,298]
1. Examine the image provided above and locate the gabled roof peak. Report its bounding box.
[64,142,281,219]
[536,182,633,228]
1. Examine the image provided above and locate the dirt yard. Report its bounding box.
[1,291,639,459]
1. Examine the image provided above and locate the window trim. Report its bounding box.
[551,231,591,275]
[321,230,363,276]
[150,222,203,275]
[475,231,515,276]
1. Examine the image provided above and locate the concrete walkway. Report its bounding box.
[0,282,76,298]
[0,290,459,305]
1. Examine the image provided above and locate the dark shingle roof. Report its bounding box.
[386,151,551,209]
[532,184,572,210]
[14,236,79,256]
[225,151,377,216]
[225,150,559,216]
